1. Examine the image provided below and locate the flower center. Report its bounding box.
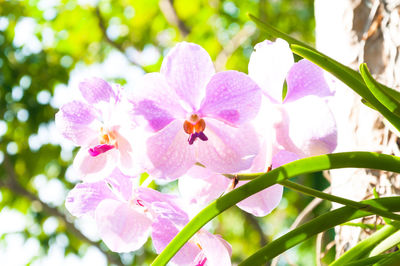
[88,127,118,157]
[183,114,208,145]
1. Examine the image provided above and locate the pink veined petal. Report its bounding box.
[73,147,116,181]
[271,149,300,168]
[178,165,230,206]
[199,71,262,126]
[161,42,215,110]
[235,149,298,216]
[152,217,200,265]
[236,182,283,217]
[136,187,189,224]
[105,168,133,202]
[196,119,260,174]
[248,38,294,103]
[65,180,116,217]
[95,199,152,253]
[146,119,196,180]
[55,101,98,146]
[277,96,337,157]
[131,73,186,132]
[284,59,333,103]
[79,77,116,104]
[196,231,231,266]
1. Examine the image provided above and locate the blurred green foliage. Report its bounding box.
[0,0,327,265]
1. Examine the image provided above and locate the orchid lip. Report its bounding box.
[183,115,208,145]
[88,144,115,157]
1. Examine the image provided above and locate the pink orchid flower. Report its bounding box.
[66,168,232,265]
[55,78,145,181]
[130,42,262,180]
[65,168,187,252]
[249,39,337,158]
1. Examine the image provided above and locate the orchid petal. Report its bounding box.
[249,38,294,103]
[95,199,151,252]
[55,101,98,146]
[131,73,186,131]
[105,168,133,202]
[277,96,337,157]
[152,217,200,265]
[65,180,115,217]
[115,130,146,177]
[196,120,260,174]
[73,147,116,181]
[284,59,333,103]
[136,187,189,223]
[146,119,196,180]
[161,42,215,110]
[79,77,116,104]
[197,231,231,266]
[178,165,230,206]
[271,149,300,168]
[199,71,262,126]
[236,183,283,217]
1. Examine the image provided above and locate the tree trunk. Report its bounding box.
[314,0,400,258]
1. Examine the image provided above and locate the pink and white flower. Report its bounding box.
[55,78,145,181]
[249,39,337,158]
[66,168,232,265]
[130,42,262,180]
[65,168,186,252]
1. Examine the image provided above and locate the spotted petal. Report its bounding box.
[146,119,196,180]
[277,95,337,157]
[65,180,115,217]
[55,101,98,146]
[284,59,333,103]
[79,77,116,104]
[131,73,186,132]
[95,199,151,253]
[161,42,215,110]
[196,120,260,174]
[199,71,262,126]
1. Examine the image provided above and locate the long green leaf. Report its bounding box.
[280,180,400,221]
[360,63,400,116]
[370,229,400,256]
[290,44,400,132]
[248,13,314,50]
[373,250,400,266]
[240,201,400,266]
[342,254,388,266]
[151,152,400,266]
[330,223,400,265]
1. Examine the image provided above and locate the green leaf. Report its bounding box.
[151,152,400,266]
[360,63,400,116]
[240,202,400,266]
[370,229,400,256]
[373,250,400,266]
[342,254,388,266]
[279,180,400,221]
[330,222,400,265]
[248,13,314,50]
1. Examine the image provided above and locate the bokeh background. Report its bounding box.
[0,0,332,265]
